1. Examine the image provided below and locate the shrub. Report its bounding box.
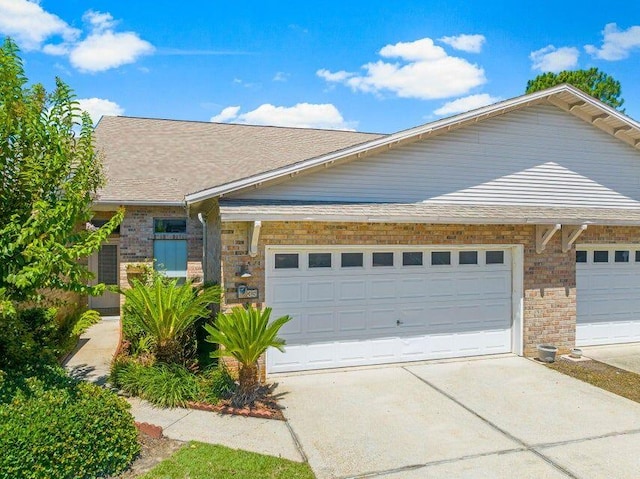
[204,305,291,406]
[197,366,236,403]
[121,277,221,363]
[113,360,200,408]
[0,307,58,368]
[0,365,139,479]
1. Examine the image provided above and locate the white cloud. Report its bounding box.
[66,10,153,72]
[530,45,579,72]
[210,103,355,130]
[317,37,486,100]
[211,106,241,122]
[439,34,486,53]
[77,97,124,124]
[434,93,501,116]
[0,0,79,50]
[585,23,640,60]
[273,71,289,82]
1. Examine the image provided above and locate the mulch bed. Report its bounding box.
[546,357,640,403]
[113,432,184,479]
[187,394,285,421]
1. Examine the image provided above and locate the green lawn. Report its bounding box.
[140,442,315,479]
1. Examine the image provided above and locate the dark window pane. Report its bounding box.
[341,252,363,267]
[431,251,451,265]
[98,245,118,285]
[593,251,609,263]
[309,253,331,268]
[154,218,187,233]
[486,251,504,264]
[576,250,587,263]
[636,251,640,262]
[615,250,630,263]
[275,253,299,269]
[90,219,120,234]
[459,251,478,265]
[403,252,423,266]
[372,252,394,267]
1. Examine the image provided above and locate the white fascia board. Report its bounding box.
[186,84,639,205]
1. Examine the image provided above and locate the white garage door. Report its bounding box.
[577,246,640,346]
[266,246,515,373]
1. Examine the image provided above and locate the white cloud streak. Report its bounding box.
[439,34,486,53]
[530,45,579,72]
[434,93,501,116]
[317,37,486,100]
[210,103,355,130]
[585,23,640,60]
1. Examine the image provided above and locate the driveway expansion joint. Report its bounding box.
[402,366,579,479]
[532,427,640,449]
[284,418,309,463]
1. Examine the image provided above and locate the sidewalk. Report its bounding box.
[63,318,303,462]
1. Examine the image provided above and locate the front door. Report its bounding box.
[89,242,120,315]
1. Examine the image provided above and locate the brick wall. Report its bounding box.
[221,221,581,357]
[118,206,203,300]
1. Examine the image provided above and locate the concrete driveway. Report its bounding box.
[276,356,640,479]
[582,343,640,374]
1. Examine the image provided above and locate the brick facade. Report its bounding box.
[118,206,204,301]
[220,221,587,357]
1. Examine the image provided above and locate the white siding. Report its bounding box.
[234,105,640,208]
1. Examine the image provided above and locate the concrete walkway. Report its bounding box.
[582,343,640,374]
[63,318,304,462]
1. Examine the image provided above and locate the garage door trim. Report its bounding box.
[265,244,524,373]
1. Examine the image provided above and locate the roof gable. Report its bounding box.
[186,85,640,205]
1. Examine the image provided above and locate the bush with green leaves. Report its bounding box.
[0,365,139,479]
[121,276,221,363]
[204,305,291,406]
[111,359,234,408]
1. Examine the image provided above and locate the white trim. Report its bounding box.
[511,245,524,356]
[186,84,640,204]
[576,243,640,249]
[536,224,561,253]
[561,224,588,253]
[248,221,262,258]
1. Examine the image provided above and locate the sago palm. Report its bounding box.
[122,277,221,363]
[204,305,291,406]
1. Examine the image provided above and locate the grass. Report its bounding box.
[547,357,640,403]
[139,442,315,479]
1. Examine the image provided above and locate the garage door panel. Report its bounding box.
[267,246,514,373]
[339,280,366,300]
[577,247,640,346]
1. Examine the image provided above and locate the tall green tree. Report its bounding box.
[0,37,123,308]
[525,68,624,111]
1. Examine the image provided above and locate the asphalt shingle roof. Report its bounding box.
[93,116,384,204]
[219,200,640,225]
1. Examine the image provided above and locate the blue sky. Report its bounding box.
[2,0,640,133]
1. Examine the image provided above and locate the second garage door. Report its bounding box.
[266,246,515,373]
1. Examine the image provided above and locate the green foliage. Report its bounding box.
[197,366,236,402]
[205,305,291,368]
[525,68,624,110]
[121,276,221,363]
[0,365,139,479]
[140,442,316,479]
[0,37,123,305]
[0,307,102,369]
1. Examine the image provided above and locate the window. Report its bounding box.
[459,251,478,265]
[636,251,640,262]
[593,250,609,263]
[153,239,187,280]
[154,218,187,234]
[341,252,363,267]
[372,252,393,267]
[486,251,504,264]
[309,253,331,268]
[576,250,587,263]
[403,252,423,266]
[615,250,630,263]
[275,254,299,269]
[90,219,120,234]
[431,251,451,265]
[98,245,118,285]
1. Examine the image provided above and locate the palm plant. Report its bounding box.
[121,276,221,363]
[204,305,291,406]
